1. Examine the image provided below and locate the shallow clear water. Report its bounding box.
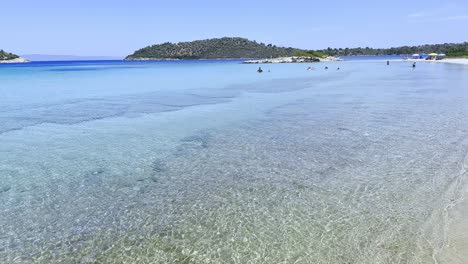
[1,60,468,263]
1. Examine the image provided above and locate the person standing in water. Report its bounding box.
[412,62,416,68]
[257,67,263,73]
[387,61,390,65]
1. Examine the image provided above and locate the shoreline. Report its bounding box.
[414,153,468,264]
[242,56,342,64]
[436,155,468,264]
[438,187,468,263]
[395,58,468,66]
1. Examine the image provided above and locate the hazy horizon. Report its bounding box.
[19,54,124,61]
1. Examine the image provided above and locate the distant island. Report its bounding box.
[0,49,29,63]
[126,38,468,61]
[125,37,320,60]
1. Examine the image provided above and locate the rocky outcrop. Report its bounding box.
[242,56,342,64]
[124,57,181,61]
[0,57,30,63]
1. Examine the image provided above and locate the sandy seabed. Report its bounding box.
[438,184,468,264]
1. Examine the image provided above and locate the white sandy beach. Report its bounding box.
[436,58,468,65]
[397,58,468,66]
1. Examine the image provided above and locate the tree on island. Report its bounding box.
[0,50,20,61]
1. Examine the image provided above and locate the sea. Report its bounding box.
[1,58,467,263]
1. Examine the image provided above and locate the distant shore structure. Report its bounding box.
[408,53,446,61]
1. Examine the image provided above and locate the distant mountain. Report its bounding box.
[21,54,123,61]
[0,49,19,61]
[125,37,301,60]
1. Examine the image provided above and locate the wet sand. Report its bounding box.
[438,184,468,264]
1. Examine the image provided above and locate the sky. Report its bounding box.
[1,0,467,57]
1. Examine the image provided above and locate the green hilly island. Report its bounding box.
[125,37,301,60]
[0,50,20,61]
[127,38,468,60]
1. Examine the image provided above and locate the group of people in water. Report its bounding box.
[257,67,271,73]
[387,60,417,68]
[308,66,339,71]
[257,66,340,73]
[257,60,416,73]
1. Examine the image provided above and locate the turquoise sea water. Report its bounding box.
[1,59,467,263]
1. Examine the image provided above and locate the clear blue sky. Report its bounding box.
[1,0,467,56]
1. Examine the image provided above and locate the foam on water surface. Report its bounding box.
[1,60,468,263]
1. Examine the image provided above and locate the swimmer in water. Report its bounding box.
[412,62,416,68]
[325,66,328,70]
[337,67,340,70]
